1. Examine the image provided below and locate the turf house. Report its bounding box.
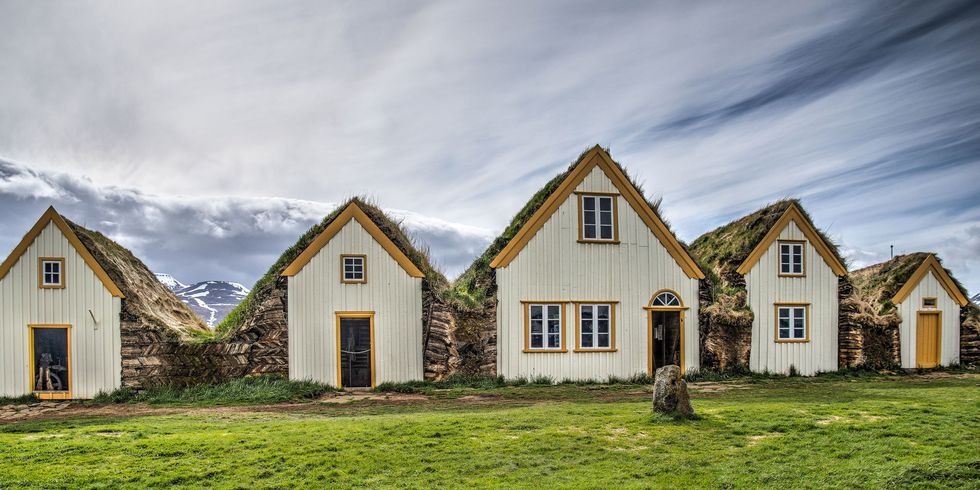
[221,198,447,388]
[0,207,209,399]
[691,200,847,375]
[450,145,705,381]
[848,253,975,369]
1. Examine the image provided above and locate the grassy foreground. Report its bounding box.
[1,375,977,488]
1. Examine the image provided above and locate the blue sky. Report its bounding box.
[0,1,978,294]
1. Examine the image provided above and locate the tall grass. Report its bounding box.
[91,375,336,406]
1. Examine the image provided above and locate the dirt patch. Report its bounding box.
[748,433,781,446]
[318,392,429,404]
[688,382,751,394]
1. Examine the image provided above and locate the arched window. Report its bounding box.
[651,291,681,307]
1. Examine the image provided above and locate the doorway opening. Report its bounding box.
[336,313,375,388]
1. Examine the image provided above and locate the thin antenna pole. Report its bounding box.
[890,245,894,259]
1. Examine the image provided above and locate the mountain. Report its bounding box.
[972,293,979,305]
[175,281,251,328]
[154,273,187,291]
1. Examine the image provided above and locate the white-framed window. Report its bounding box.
[580,194,616,241]
[651,291,681,307]
[578,303,612,349]
[779,241,805,276]
[39,258,64,288]
[341,255,366,283]
[528,303,563,350]
[776,305,808,341]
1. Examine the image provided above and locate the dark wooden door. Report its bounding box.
[651,311,681,370]
[340,318,372,387]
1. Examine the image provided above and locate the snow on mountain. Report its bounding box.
[175,281,250,328]
[155,273,188,291]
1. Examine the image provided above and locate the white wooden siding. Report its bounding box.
[287,219,423,387]
[0,222,122,399]
[896,271,961,368]
[745,222,838,375]
[496,165,700,380]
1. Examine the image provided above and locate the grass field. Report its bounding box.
[0,374,977,488]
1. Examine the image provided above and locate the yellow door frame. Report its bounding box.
[915,310,942,368]
[28,324,72,400]
[643,289,688,376]
[334,311,376,388]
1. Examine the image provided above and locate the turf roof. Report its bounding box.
[216,197,447,338]
[448,146,678,311]
[65,219,209,339]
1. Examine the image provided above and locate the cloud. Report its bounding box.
[0,159,492,284]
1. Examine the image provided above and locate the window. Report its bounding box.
[922,297,937,309]
[578,193,618,242]
[776,305,808,342]
[651,291,681,307]
[778,241,805,276]
[576,303,615,351]
[341,255,366,283]
[39,258,64,288]
[525,303,564,351]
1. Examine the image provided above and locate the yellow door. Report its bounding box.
[916,313,940,368]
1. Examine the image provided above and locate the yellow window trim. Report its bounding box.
[38,257,66,289]
[646,308,686,376]
[575,192,620,244]
[28,324,72,400]
[489,146,704,279]
[572,301,618,352]
[736,203,846,277]
[921,296,938,309]
[334,311,376,388]
[339,254,368,284]
[0,207,124,298]
[522,301,568,353]
[891,254,969,307]
[776,240,806,278]
[282,202,424,279]
[774,303,811,343]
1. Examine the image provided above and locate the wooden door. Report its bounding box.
[339,318,373,387]
[650,310,681,371]
[916,313,940,368]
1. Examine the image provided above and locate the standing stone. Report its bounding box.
[652,365,694,417]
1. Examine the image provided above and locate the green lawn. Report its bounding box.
[1,375,977,489]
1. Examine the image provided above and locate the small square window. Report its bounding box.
[778,241,805,276]
[341,255,366,283]
[922,297,937,309]
[776,305,808,341]
[39,258,64,288]
[579,194,618,242]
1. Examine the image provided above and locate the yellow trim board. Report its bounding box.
[334,311,376,388]
[736,203,846,277]
[0,207,124,298]
[281,202,424,278]
[28,324,73,400]
[489,146,704,279]
[892,254,969,306]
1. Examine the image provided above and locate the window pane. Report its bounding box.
[599,197,611,212]
[597,305,609,319]
[779,308,789,321]
[600,225,613,240]
[794,308,805,318]
[584,224,597,239]
[548,334,560,348]
[583,197,595,211]
[597,333,609,348]
[599,211,612,225]
[779,318,790,330]
[547,319,560,334]
[581,320,593,334]
[597,319,609,334]
[793,263,802,274]
[781,262,790,274]
[584,211,596,225]
[581,305,593,320]
[794,328,804,339]
[530,319,542,334]
[531,334,543,349]
[530,306,542,320]
[581,335,593,348]
[779,328,790,339]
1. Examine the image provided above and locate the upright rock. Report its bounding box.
[652,365,694,417]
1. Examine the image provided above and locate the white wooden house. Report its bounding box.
[735,202,848,375]
[281,199,437,388]
[488,146,705,380]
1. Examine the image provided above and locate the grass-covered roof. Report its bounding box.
[689,199,846,324]
[65,219,209,339]
[447,146,679,311]
[216,197,448,338]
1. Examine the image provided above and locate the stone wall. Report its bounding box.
[961,308,980,366]
[838,277,863,368]
[120,282,288,390]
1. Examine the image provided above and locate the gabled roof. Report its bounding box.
[281,200,424,278]
[488,145,703,279]
[891,254,969,306]
[735,201,847,277]
[0,206,124,297]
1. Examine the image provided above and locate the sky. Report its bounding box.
[0,0,978,294]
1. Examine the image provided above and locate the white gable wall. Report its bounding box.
[496,165,700,380]
[287,219,423,387]
[745,222,838,375]
[0,221,122,399]
[896,271,961,368]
